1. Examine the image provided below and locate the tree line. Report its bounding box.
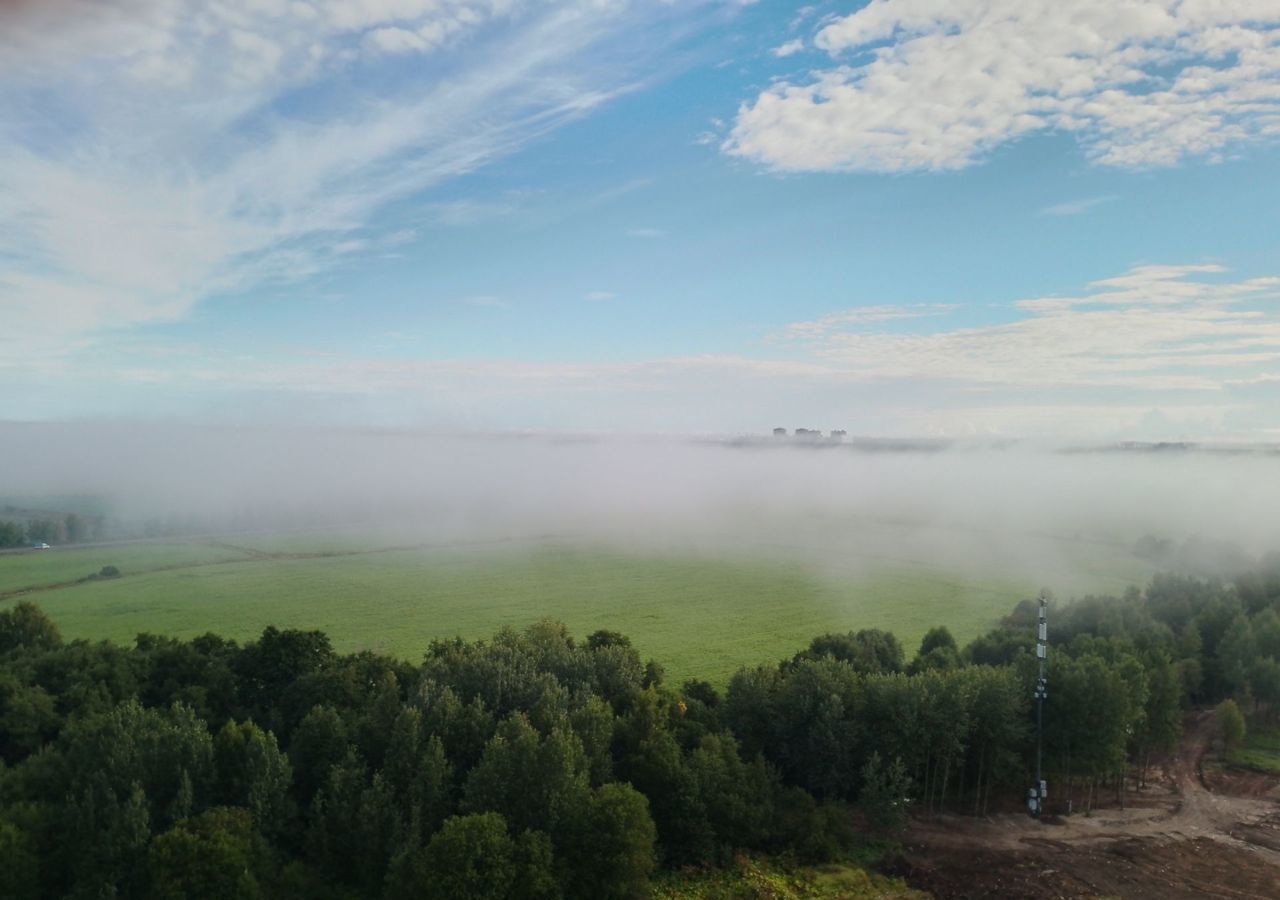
[0,512,102,548]
[0,560,1277,898]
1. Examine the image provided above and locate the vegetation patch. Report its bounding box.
[1228,723,1280,775]
[654,855,925,899]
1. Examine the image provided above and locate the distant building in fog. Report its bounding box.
[773,427,788,437]
[830,430,847,442]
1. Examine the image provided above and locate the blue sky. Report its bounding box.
[3,0,1280,438]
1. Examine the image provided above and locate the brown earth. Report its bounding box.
[894,712,1280,899]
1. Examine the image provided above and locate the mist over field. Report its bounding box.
[3,421,1278,584]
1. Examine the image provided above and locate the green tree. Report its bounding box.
[511,829,561,900]
[963,627,1033,667]
[24,518,65,545]
[59,700,214,833]
[564,783,655,900]
[237,626,336,728]
[0,820,39,900]
[0,673,59,763]
[419,812,517,900]
[859,752,911,835]
[462,715,590,839]
[686,733,774,859]
[0,602,62,654]
[1217,616,1257,699]
[148,807,267,900]
[793,629,904,674]
[1249,656,1280,720]
[288,705,352,806]
[64,513,90,544]
[306,751,367,884]
[62,779,152,898]
[0,520,26,548]
[1135,652,1182,786]
[918,626,957,656]
[381,707,454,843]
[213,719,294,839]
[1219,698,1246,752]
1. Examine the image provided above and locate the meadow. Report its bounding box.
[0,525,1152,685]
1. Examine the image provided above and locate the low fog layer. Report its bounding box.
[2,422,1277,585]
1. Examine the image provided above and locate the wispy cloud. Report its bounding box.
[0,0,692,370]
[788,265,1280,390]
[464,295,510,309]
[1039,195,1118,217]
[627,227,667,238]
[778,304,956,340]
[584,291,617,301]
[726,1,1280,173]
[34,265,1280,438]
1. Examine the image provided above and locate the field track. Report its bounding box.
[0,534,560,601]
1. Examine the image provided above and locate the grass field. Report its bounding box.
[1229,723,1280,775]
[0,528,1153,686]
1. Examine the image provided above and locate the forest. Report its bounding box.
[1,561,1278,899]
[0,512,102,548]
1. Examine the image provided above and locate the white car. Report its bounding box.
[32,542,51,550]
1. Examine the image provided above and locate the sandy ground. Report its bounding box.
[895,712,1280,898]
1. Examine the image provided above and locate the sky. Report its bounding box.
[3,0,1280,440]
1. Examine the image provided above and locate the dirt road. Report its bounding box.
[897,711,1280,898]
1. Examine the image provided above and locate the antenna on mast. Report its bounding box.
[1028,593,1048,818]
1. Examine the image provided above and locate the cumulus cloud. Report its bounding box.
[725,0,1280,172]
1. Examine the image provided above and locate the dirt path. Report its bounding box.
[898,711,1280,898]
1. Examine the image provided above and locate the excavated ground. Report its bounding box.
[894,712,1280,899]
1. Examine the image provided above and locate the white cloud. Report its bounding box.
[1039,195,1118,217]
[26,265,1280,438]
[584,291,616,301]
[464,295,510,308]
[771,39,804,58]
[725,0,1280,172]
[627,227,667,238]
[778,304,955,339]
[362,26,431,54]
[0,0,670,370]
[784,264,1280,390]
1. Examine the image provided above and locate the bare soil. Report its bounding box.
[895,712,1280,899]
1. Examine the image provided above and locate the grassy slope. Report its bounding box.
[0,532,1148,686]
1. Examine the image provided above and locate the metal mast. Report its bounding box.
[1028,593,1048,818]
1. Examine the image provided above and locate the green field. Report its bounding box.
[0,530,1152,685]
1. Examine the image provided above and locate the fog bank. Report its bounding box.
[2,422,1277,587]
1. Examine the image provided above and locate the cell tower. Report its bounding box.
[1027,593,1048,818]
